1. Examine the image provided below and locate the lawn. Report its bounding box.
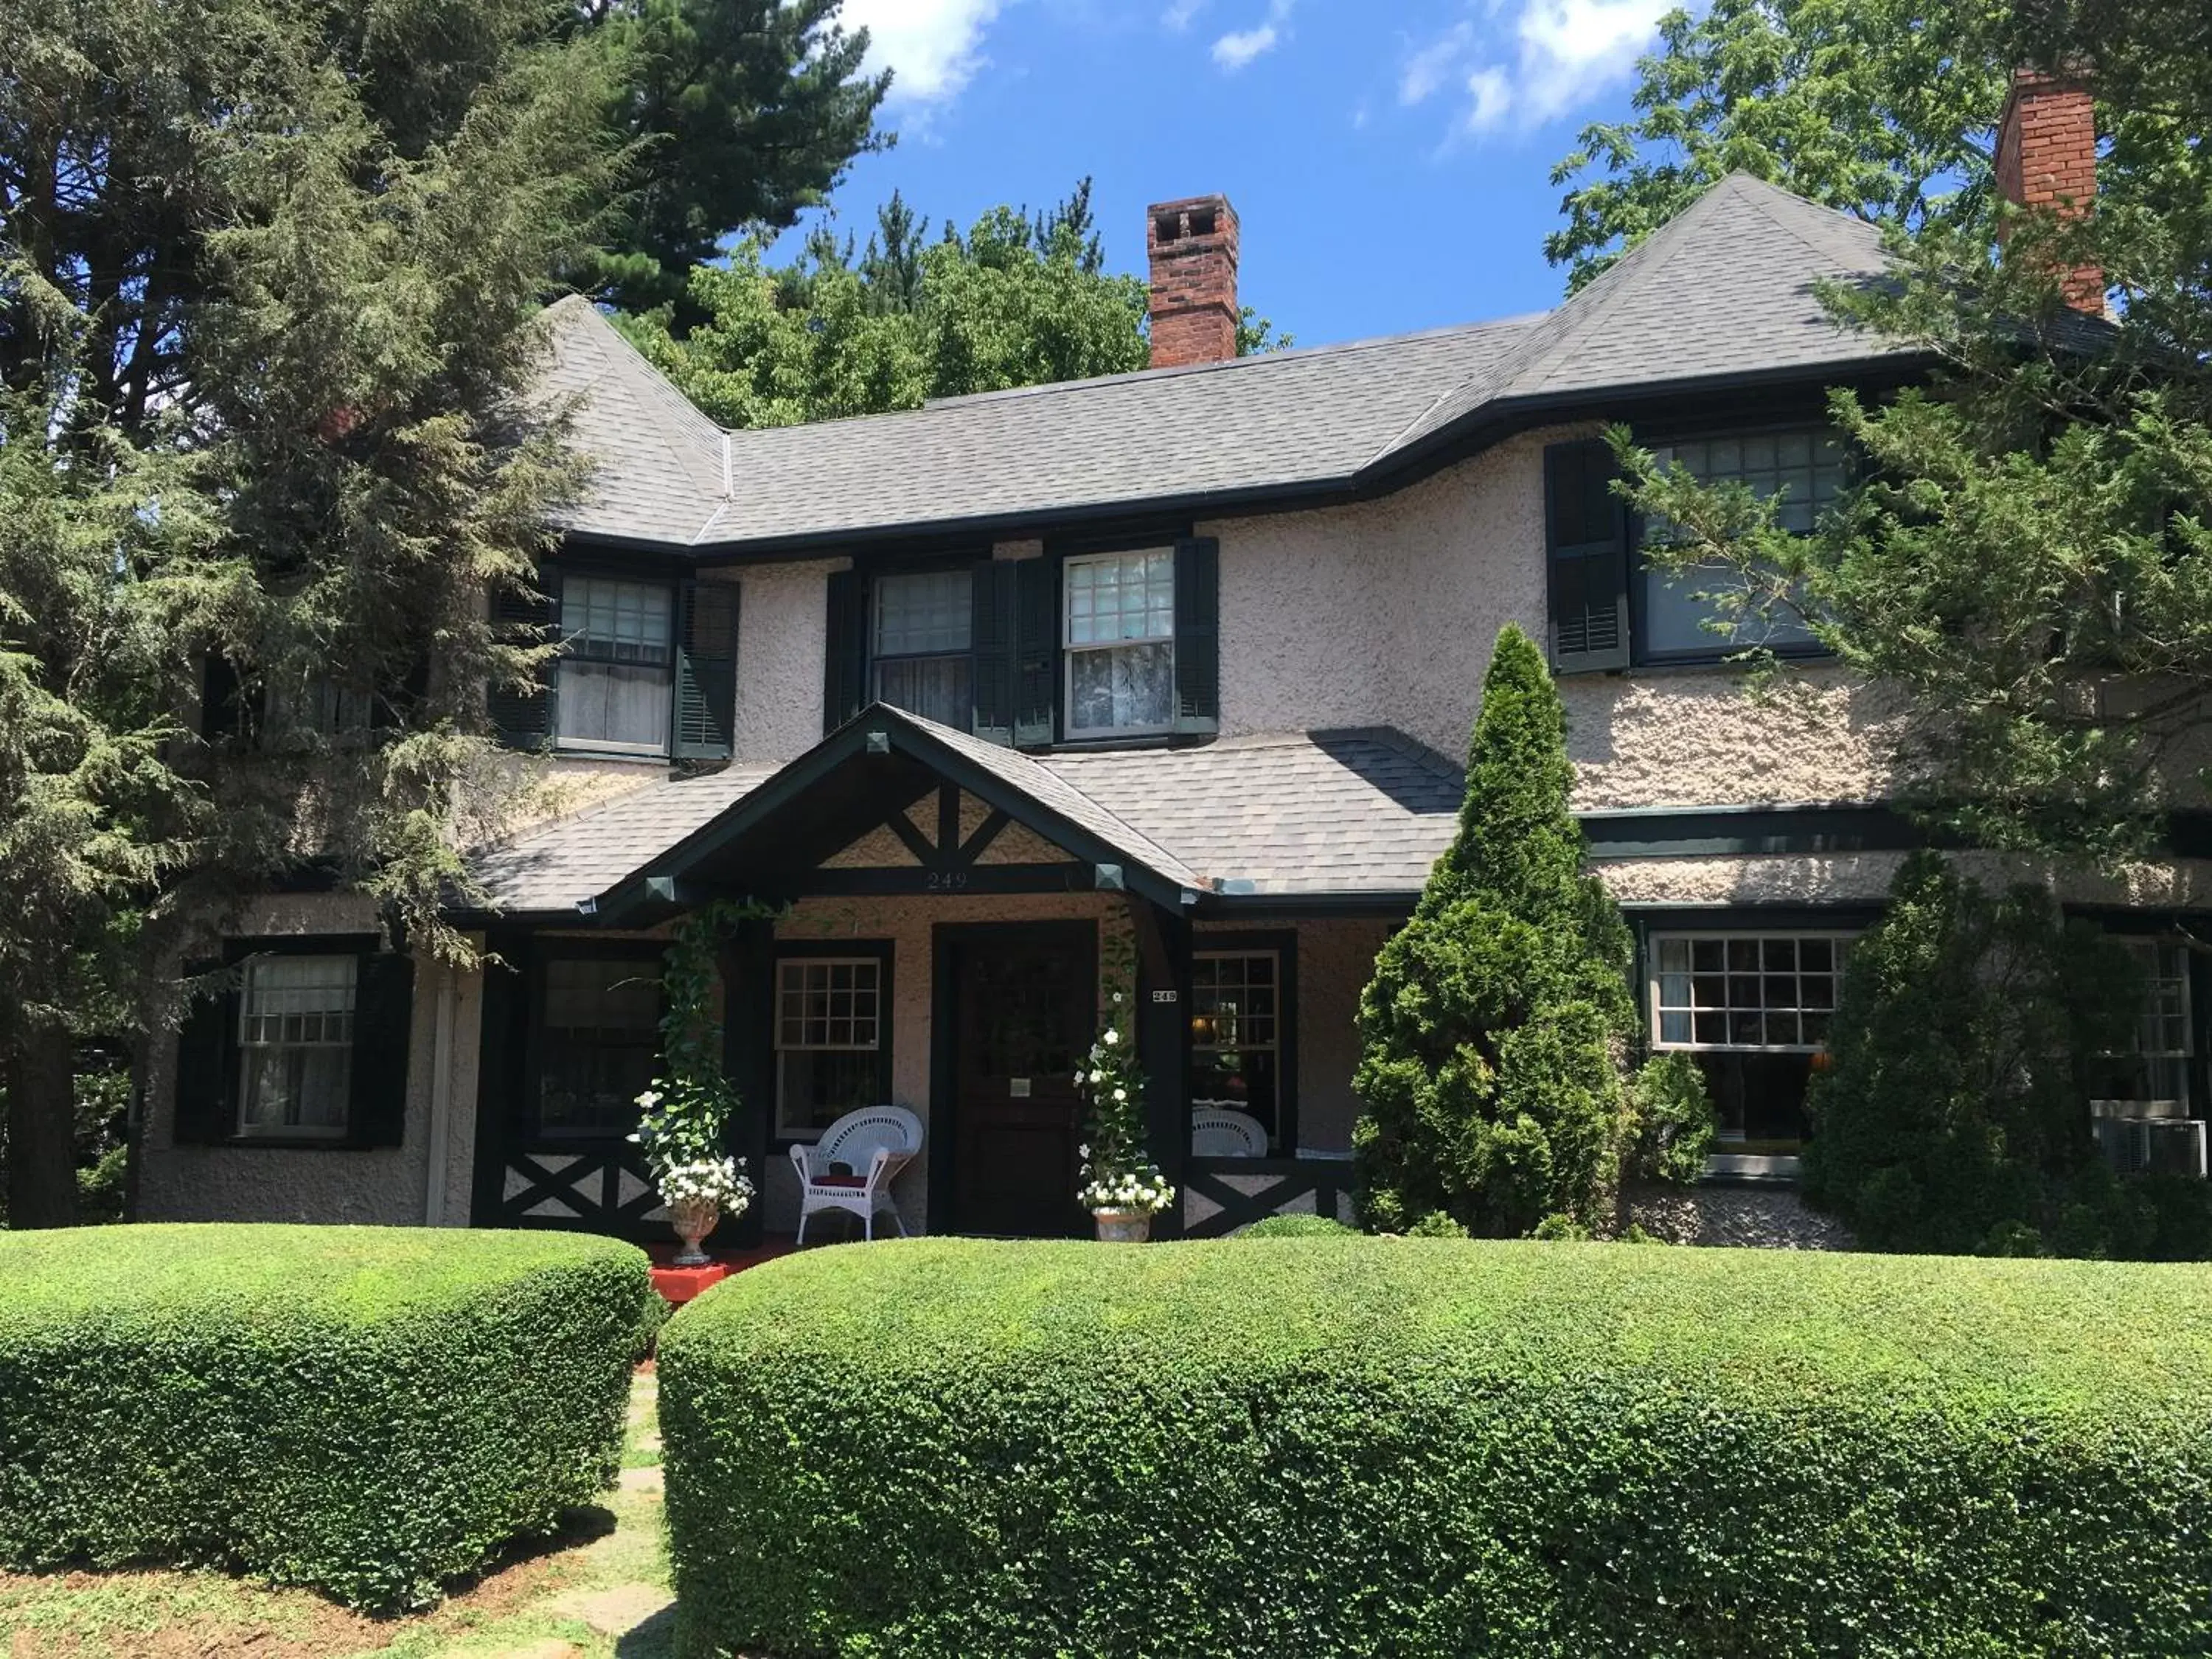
[0,1367,673,1659]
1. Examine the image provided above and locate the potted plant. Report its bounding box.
[629,900,762,1267]
[1076,995,1176,1242]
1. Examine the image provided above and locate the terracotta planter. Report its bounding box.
[1092,1206,1152,1244]
[669,1194,721,1266]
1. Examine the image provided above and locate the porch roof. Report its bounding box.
[467,712,1466,919]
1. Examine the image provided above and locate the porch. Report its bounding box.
[466,707,1423,1244]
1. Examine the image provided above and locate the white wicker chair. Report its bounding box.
[790,1105,922,1244]
[1192,1104,1269,1158]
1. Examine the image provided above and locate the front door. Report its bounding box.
[947,925,1094,1237]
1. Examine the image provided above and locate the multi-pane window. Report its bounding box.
[538,957,661,1137]
[1065,550,1175,737]
[874,571,973,728]
[1191,952,1281,1148]
[1643,427,1845,657]
[559,577,673,754]
[237,956,357,1137]
[2095,939,2195,1116]
[1651,933,1851,1144]
[775,958,885,1138]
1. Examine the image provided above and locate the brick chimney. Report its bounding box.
[1994,67,2104,314]
[1147,195,1239,369]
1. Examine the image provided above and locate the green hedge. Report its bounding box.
[0,1224,653,1610]
[661,1238,2212,1658]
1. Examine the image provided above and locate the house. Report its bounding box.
[132,77,2211,1245]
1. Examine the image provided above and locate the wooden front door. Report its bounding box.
[948,925,1094,1237]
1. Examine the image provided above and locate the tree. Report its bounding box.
[622,181,1292,428]
[1603,0,2212,863]
[1546,0,2010,292]
[1,0,604,1224]
[1352,626,1636,1237]
[1795,852,2206,1256]
[571,0,891,317]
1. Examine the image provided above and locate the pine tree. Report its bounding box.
[1352,625,1635,1237]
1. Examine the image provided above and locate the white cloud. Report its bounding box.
[1210,0,1291,72]
[1161,0,1209,31]
[838,0,1010,107]
[1211,24,1278,69]
[1399,0,1674,138]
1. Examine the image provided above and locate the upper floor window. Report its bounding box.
[560,577,675,755]
[237,956,357,1138]
[874,570,973,728]
[1641,428,1843,658]
[1065,549,1176,737]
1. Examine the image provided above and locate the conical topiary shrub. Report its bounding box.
[1352,624,1635,1236]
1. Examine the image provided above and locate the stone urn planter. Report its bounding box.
[669,1194,722,1266]
[1092,1206,1152,1244]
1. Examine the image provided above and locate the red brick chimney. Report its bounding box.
[1994,67,2104,314]
[1147,195,1239,369]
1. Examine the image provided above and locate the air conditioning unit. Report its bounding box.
[2092,1115,2209,1178]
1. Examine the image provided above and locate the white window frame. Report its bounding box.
[773,956,886,1140]
[234,954,357,1139]
[557,574,675,757]
[1648,931,1855,1056]
[1062,549,1176,740]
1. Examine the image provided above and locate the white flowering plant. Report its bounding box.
[1074,994,1176,1217]
[654,1155,756,1212]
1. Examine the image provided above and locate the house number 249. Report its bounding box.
[1150,990,1178,1004]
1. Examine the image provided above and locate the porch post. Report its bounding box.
[1130,896,1192,1240]
[720,917,776,1250]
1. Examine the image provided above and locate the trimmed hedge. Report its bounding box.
[0,1224,653,1610]
[662,1238,2212,1658]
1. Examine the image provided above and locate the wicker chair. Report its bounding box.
[789,1105,922,1244]
[1191,1104,1268,1158]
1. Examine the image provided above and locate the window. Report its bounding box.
[265,676,374,742]
[1642,428,1845,658]
[1651,933,1852,1144]
[874,570,973,728]
[237,956,356,1138]
[1065,549,1175,737]
[1192,951,1283,1149]
[538,957,661,1138]
[776,956,886,1138]
[559,577,673,754]
[2093,939,2195,1116]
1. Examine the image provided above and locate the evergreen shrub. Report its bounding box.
[0,1224,653,1610]
[661,1237,2212,1658]
[1353,626,1637,1235]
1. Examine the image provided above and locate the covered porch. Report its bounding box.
[465,706,1458,1243]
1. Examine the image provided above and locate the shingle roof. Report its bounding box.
[1045,731,1463,896]
[466,725,1464,914]
[540,175,1910,554]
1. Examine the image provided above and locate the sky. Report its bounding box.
[770,0,1684,349]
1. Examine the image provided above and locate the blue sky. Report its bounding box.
[775,0,1681,347]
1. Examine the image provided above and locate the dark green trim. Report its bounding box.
[1192,928,1299,1155]
[1581,804,1919,860]
[766,936,897,1147]
[806,863,1102,897]
[595,703,1197,917]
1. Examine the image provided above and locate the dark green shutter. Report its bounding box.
[349,952,415,1147]
[1172,537,1220,736]
[201,655,246,743]
[1545,439,1632,672]
[675,578,741,759]
[970,559,1018,745]
[823,567,869,735]
[490,573,558,747]
[1012,557,1058,748]
[172,964,232,1144]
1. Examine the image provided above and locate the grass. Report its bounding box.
[0,1367,675,1659]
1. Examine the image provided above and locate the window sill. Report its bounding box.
[549,748,673,768]
[216,1134,368,1151]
